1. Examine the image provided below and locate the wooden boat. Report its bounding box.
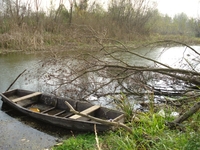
[0,89,124,132]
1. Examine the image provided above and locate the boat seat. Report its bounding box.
[12,92,42,103]
[69,105,100,120]
[64,112,74,118]
[54,110,66,116]
[41,107,55,113]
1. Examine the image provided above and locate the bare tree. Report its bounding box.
[27,32,200,110]
[0,0,31,27]
[68,0,74,25]
[34,0,41,25]
[108,0,157,36]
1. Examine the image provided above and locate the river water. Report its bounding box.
[0,53,60,150]
[0,46,200,149]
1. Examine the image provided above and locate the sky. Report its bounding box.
[100,0,200,18]
[156,0,200,18]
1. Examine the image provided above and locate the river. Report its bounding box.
[0,52,61,150]
[0,46,200,149]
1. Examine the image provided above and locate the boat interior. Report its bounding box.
[1,89,124,122]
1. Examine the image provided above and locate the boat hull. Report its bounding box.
[1,89,124,132]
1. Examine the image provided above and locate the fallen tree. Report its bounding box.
[33,39,200,98]
[27,39,200,126]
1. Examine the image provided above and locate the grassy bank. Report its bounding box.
[1,24,200,54]
[53,97,200,150]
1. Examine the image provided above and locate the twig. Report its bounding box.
[94,124,101,150]
[64,101,133,134]
[6,69,27,91]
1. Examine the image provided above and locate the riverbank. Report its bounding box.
[53,98,200,150]
[1,32,200,55]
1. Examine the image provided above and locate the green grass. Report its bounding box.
[53,97,200,150]
[53,112,200,150]
[53,134,101,150]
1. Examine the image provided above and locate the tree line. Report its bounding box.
[0,0,200,50]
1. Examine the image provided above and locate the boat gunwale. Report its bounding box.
[0,89,124,126]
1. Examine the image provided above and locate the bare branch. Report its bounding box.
[65,101,133,134]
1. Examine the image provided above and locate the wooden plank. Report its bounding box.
[69,105,100,120]
[112,114,124,122]
[54,110,66,116]
[41,107,55,113]
[18,99,38,107]
[64,112,74,118]
[12,92,42,103]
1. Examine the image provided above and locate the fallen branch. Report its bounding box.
[94,124,101,150]
[6,69,27,91]
[167,101,200,129]
[173,101,200,124]
[64,101,133,134]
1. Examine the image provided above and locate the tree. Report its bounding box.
[54,3,69,23]
[192,18,200,37]
[153,14,173,35]
[68,0,74,25]
[1,0,29,26]
[107,0,157,37]
[173,13,189,35]
[29,37,200,108]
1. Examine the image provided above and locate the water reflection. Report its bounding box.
[0,52,42,92]
[158,46,200,70]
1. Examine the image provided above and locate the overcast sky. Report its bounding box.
[101,0,200,18]
[92,0,200,18]
[156,0,200,18]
